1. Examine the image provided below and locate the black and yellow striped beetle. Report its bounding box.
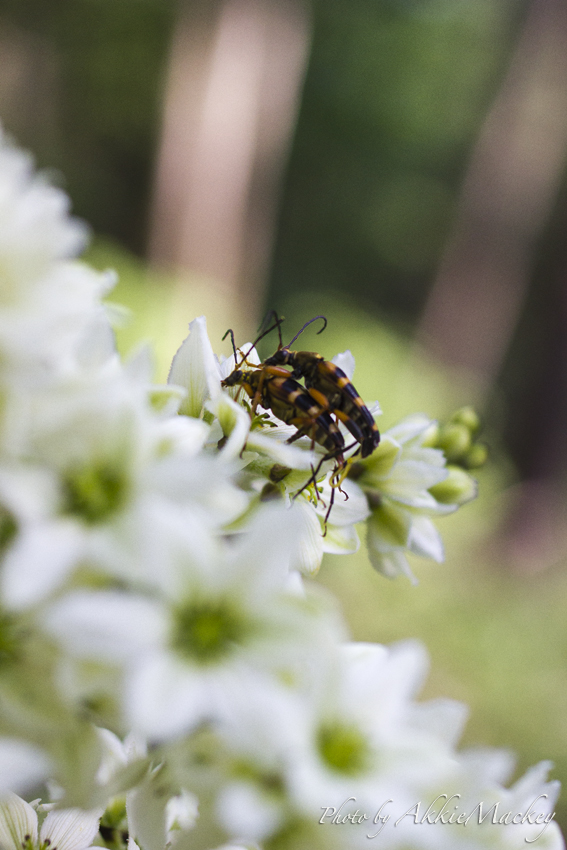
[264,316,380,459]
[222,367,346,463]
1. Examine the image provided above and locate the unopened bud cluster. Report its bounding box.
[429,406,488,469]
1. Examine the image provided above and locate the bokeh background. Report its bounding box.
[2,0,567,830]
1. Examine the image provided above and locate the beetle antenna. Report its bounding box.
[259,309,284,348]
[243,316,283,360]
[286,315,327,348]
[222,328,238,360]
[273,311,284,348]
[226,312,285,371]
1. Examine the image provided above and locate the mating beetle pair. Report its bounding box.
[221,313,380,470]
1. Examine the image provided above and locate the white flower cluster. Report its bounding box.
[0,128,563,850]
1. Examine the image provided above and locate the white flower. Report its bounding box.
[0,366,247,610]
[0,794,100,850]
[206,641,465,849]
[440,755,565,850]
[94,728,197,850]
[43,503,343,741]
[0,130,87,305]
[0,264,114,388]
[352,414,454,581]
[285,641,464,818]
[0,131,115,400]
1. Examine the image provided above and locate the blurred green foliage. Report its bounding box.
[2,0,525,322]
[268,0,523,319]
[0,0,176,251]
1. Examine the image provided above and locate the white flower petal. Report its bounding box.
[2,520,83,610]
[367,541,417,584]
[207,394,250,460]
[391,489,443,510]
[459,747,516,787]
[360,435,400,479]
[43,592,167,662]
[383,459,447,501]
[123,344,154,386]
[95,729,128,786]
[377,639,430,706]
[155,416,209,458]
[315,479,369,527]
[127,776,170,850]
[74,312,117,370]
[289,500,324,576]
[40,808,101,850]
[510,760,561,810]
[245,430,315,469]
[408,515,445,562]
[165,790,198,837]
[0,741,51,800]
[126,652,206,740]
[367,501,411,550]
[168,316,221,417]
[368,400,382,417]
[406,445,446,468]
[322,522,360,555]
[216,782,282,842]
[410,698,468,748]
[330,350,355,380]
[0,794,38,849]
[385,413,434,445]
[0,466,59,523]
[230,503,300,590]
[0,133,87,296]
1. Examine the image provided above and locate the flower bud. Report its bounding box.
[449,405,481,435]
[436,423,471,463]
[429,466,477,505]
[462,442,488,470]
[420,421,440,447]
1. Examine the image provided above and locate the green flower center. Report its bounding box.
[99,798,128,850]
[171,600,248,664]
[317,720,369,776]
[62,462,128,524]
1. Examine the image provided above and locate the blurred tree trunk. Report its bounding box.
[0,19,59,161]
[416,0,567,571]
[417,0,567,396]
[496,189,567,572]
[148,0,311,340]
